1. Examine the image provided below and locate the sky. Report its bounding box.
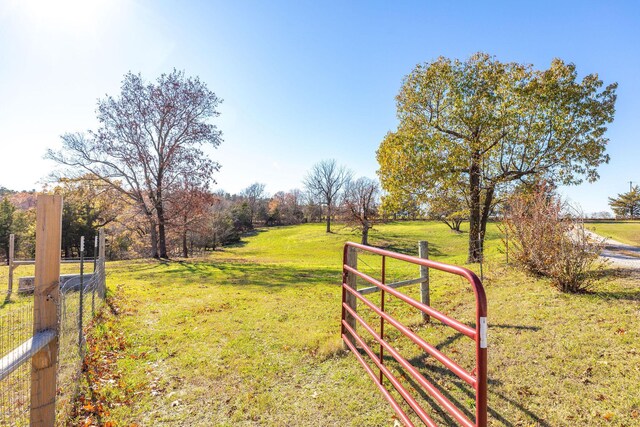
[0,0,638,214]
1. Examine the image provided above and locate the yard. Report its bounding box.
[5,221,638,426]
[587,220,640,246]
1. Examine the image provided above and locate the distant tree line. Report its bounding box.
[0,174,382,260]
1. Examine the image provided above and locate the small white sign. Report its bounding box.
[479,317,488,349]
[80,236,85,252]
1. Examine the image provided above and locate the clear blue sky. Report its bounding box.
[1,0,638,214]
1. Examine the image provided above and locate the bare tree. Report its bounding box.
[342,177,380,245]
[47,70,222,258]
[303,159,352,233]
[241,182,266,226]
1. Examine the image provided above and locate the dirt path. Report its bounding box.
[586,229,640,269]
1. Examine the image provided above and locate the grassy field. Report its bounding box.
[2,221,639,426]
[587,220,640,246]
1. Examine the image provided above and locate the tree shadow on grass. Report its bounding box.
[370,239,446,258]
[141,259,341,291]
[577,268,640,301]
[223,240,249,249]
[395,359,552,427]
[582,289,640,302]
[1,292,12,307]
[216,228,270,249]
[349,320,546,426]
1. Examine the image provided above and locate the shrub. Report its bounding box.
[502,182,604,293]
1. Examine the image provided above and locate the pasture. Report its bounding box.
[587,220,640,246]
[4,221,638,426]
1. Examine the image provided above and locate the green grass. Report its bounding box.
[8,221,639,426]
[587,220,640,246]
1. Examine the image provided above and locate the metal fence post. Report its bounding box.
[31,195,62,427]
[93,235,98,272]
[92,235,98,316]
[343,246,358,349]
[419,241,430,323]
[98,228,106,299]
[78,236,85,352]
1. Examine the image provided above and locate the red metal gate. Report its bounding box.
[340,242,488,427]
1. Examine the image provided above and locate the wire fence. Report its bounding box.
[0,301,33,426]
[0,254,106,426]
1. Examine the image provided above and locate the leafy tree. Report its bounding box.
[428,188,468,232]
[12,208,36,259]
[380,195,424,221]
[608,186,640,219]
[207,200,239,249]
[0,187,15,198]
[48,70,223,259]
[0,198,16,264]
[0,196,35,262]
[231,202,253,232]
[342,177,380,245]
[303,159,352,233]
[50,177,123,257]
[378,53,617,262]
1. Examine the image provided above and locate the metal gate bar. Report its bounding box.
[341,242,488,427]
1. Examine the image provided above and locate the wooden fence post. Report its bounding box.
[343,246,358,348]
[419,241,430,323]
[8,233,14,294]
[31,195,62,427]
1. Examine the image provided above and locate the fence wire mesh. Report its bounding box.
[0,256,106,427]
[0,302,34,426]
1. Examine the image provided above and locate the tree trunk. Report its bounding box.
[181,213,189,258]
[155,185,168,259]
[157,205,168,258]
[326,204,332,233]
[479,186,495,257]
[182,231,188,258]
[148,216,159,259]
[468,153,482,263]
[361,222,369,245]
